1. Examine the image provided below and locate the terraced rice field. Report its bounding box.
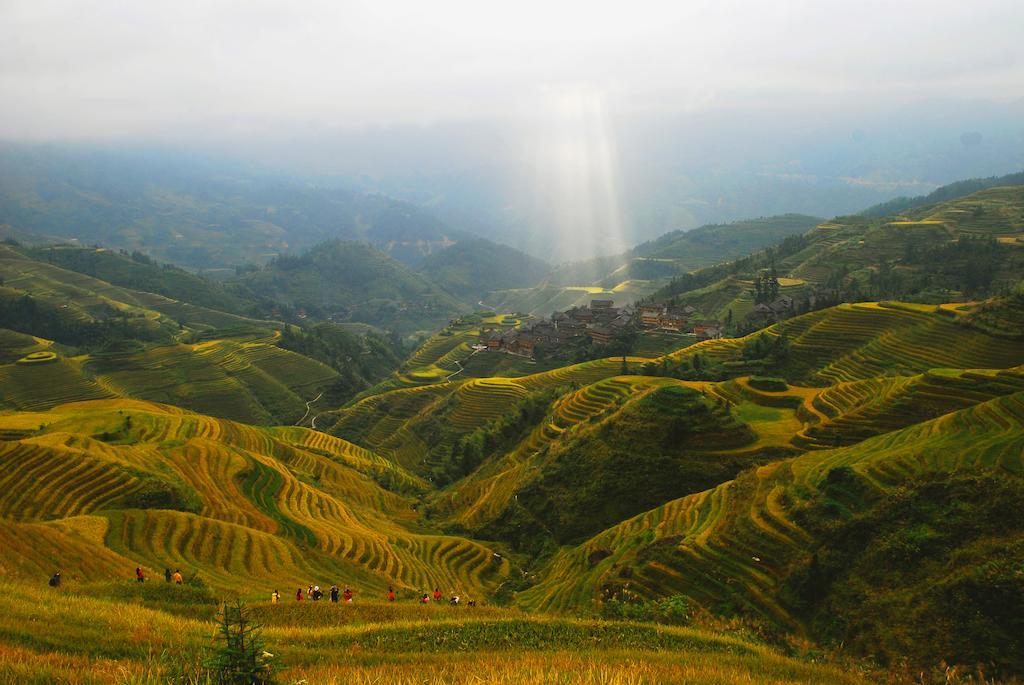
[520,390,1024,617]
[0,244,261,334]
[0,400,511,596]
[795,365,1024,449]
[0,328,50,365]
[439,376,684,530]
[0,357,113,410]
[662,302,1024,384]
[919,185,1024,236]
[81,337,336,424]
[448,378,531,430]
[328,383,456,471]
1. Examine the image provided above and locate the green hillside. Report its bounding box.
[26,244,253,315]
[861,169,1024,218]
[482,215,822,317]
[520,390,1024,674]
[633,214,822,271]
[0,237,411,421]
[417,238,552,300]
[231,240,466,335]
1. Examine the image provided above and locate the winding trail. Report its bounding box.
[445,347,483,384]
[445,359,466,383]
[296,391,323,427]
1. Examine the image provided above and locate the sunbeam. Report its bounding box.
[528,88,629,261]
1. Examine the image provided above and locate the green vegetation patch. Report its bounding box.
[16,350,57,364]
[748,376,788,392]
[786,471,1024,677]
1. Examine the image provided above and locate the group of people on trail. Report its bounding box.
[278,584,475,606]
[419,587,475,606]
[49,566,184,588]
[138,567,183,584]
[289,584,354,603]
[130,566,185,584]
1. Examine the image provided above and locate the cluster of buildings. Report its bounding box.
[751,294,796,319]
[478,299,635,358]
[638,303,723,340]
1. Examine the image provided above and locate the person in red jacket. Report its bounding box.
[135,566,145,583]
[342,587,353,603]
[296,587,303,602]
[387,586,396,602]
[432,588,442,602]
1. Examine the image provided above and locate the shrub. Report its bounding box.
[599,594,696,626]
[748,376,788,392]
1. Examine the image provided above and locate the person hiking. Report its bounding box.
[307,584,314,598]
[342,587,353,603]
[48,571,61,588]
[312,585,323,601]
[135,567,145,583]
[467,599,476,608]
[164,568,171,583]
[420,593,430,604]
[272,590,280,604]
[330,584,339,602]
[296,588,303,602]
[172,569,183,584]
[449,595,460,606]
[386,586,395,602]
[432,588,442,602]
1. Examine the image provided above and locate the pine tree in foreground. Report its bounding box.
[204,600,277,685]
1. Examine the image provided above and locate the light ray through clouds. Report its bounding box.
[530,89,629,260]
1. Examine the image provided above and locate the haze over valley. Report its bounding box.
[1,2,1024,683]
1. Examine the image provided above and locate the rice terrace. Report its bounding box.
[3,4,1024,683]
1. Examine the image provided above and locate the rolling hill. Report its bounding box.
[231,240,467,335]
[4,174,1024,680]
[0,242,416,422]
[0,399,505,596]
[631,214,822,272]
[519,390,1024,673]
[651,185,1024,327]
[483,215,823,318]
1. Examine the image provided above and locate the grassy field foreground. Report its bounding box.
[0,581,871,685]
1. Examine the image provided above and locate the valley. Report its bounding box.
[1,172,1024,683]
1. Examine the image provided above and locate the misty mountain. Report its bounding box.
[0,144,531,274]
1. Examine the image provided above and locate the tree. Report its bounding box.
[204,600,277,685]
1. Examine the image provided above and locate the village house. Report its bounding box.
[658,312,688,331]
[569,306,593,324]
[609,312,633,331]
[590,298,614,310]
[638,303,689,331]
[587,325,614,343]
[639,304,665,327]
[509,333,536,356]
[692,320,723,340]
[754,295,796,318]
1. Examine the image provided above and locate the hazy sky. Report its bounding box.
[2,0,1023,140]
